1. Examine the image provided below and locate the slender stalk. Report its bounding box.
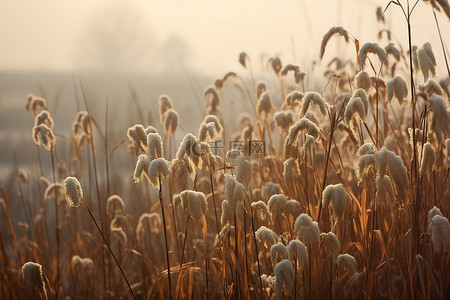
[50,148,60,298]
[81,200,136,299]
[159,175,173,300]
[209,168,220,234]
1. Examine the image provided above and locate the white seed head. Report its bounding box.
[274,259,295,300]
[376,148,409,199]
[386,76,408,105]
[221,200,233,226]
[284,200,302,223]
[136,213,162,247]
[430,215,450,253]
[199,115,223,142]
[133,154,151,183]
[287,239,308,268]
[322,184,351,221]
[352,89,369,117]
[357,143,376,158]
[180,190,208,221]
[285,90,304,107]
[148,158,170,188]
[268,194,288,217]
[294,213,320,244]
[283,158,299,185]
[355,154,376,184]
[344,97,367,129]
[127,124,148,153]
[63,176,83,207]
[320,232,340,260]
[235,156,252,189]
[427,206,443,234]
[43,183,65,203]
[262,182,282,201]
[256,81,267,99]
[427,96,450,146]
[320,26,350,59]
[355,71,372,92]
[251,201,272,222]
[418,78,443,96]
[359,42,387,67]
[336,253,357,275]
[288,118,321,146]
[375,175,396,206]
[22,262,47,300]
[256,225,279,248]
[298,92,329,118]
[384,42,401,61]
[420,142,436,176]
[271,242,288,265]
[273,110,295,133]
[417,43,436,81]
[147,133,163,160]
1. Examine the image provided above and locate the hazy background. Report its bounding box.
[0,0,449,183]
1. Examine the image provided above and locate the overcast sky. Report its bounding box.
[0,0,448,76]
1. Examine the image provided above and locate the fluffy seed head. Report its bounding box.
[262,182,282,201]
[384,42,401,61]
[283,158,299,185]
[158,94,173,123]
[281,64,299,76]
[239,52,248,68]
[221,200,233,226]
[355,154,377,184]
[355,71,372,92]
[295,72,306,84]
[274,259,295,300]
[268,194,288,217]
[418,78,443,96]
[352,89,369,117]
[386,76,408,105]
[148,158,170,188]
[269,57,282,74]
[427,96,450,146]
[256,81,267,99]
[256,226,279,248]
[133,154,151,183]
[136,213,162,248]
[344,97,367,129]
[32,124,55,151]
[294,213,320,244]
[107,195,125,217]
[63,176,83,207]
[147,133,163,160]
[198,115,223,142]
[420,142,436,176]
[71,255,94,278]
[34,110,54,129]
[427,206,443,233]
[257,91,275,120]
[359,42,387,67]
[336,253,357,275]
[251,201,272,222]
[417,43,436,81]
[375,175,396,206]
[285,90,304,107]
[273,110,295,133]
[162,109,179,136]
[298,92,329,118]
[180,190,208,221]
[320,232,340,260]
[376,148,409,199]
[284,200,302,223]
[320,26,350,59]
[430,215,450,253]
[322,184,351,221]
[26,94,47,116]
[287,239,308,268]
[271,242,288,265]
[22,262,47,300]
[111,227,127,245]
[127,124,148,153]
[235,156,252,189]
[288,118,321,146]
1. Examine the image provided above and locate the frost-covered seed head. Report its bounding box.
[273,111,295,133]
[284,200,302,223]
[148,158,170,188]
[384,42,401,61]
[375,175,396,206]
[127,124,148,153]
[344,97,367,129]
[386,76,408,105]
[162,109,179,136]
[320,232,340,260]
[271,242,288,265]
[420,142,436,176]
[262,182,282,201]
[133,154,151,183]
[256,81,267,99]
[320,26,350,59]
[288,118,321,146]
[322,184,351,221]
[147,133,163,160]
[355,154,377,184]
[294,213,320,244]
[427,206,443,234]
[287,239,308,268]
[281,64,300,76]
[251,201,272,222]
[158,94,173,123]
[336,253,357,275]
[256,226,279,248]
[355,71,372,92]
[298,92,329,118]
[34,110,54,129]
[274,259,295,300]
[235,156,252,189]
[418,78,443,96]
[198,115,223,142]
[417,43,436,81]
[221,200,233,226]
[180,190,208,221]
[63,176,83,207]
[359,42,387,67]
[22,262,47,300]
[430,215,450,253]
[285,90,304,107]
[268,194,288,217]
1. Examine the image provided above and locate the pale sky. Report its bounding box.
[0,0,448,76]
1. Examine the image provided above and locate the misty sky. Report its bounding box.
[0,0,448,76]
